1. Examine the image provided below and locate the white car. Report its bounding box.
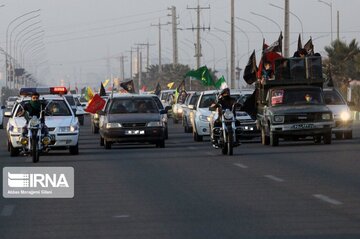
[323,88,353,139]
[6,88,80,156]
[5,96,19,110]
[64,95,86,125]
[182,92,200,133]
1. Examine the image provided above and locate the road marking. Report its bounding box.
[233,163,248,169]
[113,215,130,218]
[264,175,284,182]
[206,152,216,156]
[1,205,15,217]
[187,146,197,150]
[313,194,343,205]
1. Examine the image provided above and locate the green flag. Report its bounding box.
[214,76,228,89]
[185,65,214,86]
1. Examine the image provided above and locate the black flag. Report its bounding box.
[264,32,283,54]
[297,34,302,51]
[120,80,135,93]
[100,82,106,96]
[243,50,258,85]
[154,82,161,96]
[304,37,314,55]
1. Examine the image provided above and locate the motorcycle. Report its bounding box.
[211,103,242,155]
[20,102,52,163]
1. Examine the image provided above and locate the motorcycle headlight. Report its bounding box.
[106,123,122,129]
[224,111,234,120]
[273,115,284,123]
[147,121,162,127]
[178,108,183,113]
[29,118,40,127]
[199,115,209,122]
[94,113,99,119]
[340,111,351,121]
[322,113,331,120]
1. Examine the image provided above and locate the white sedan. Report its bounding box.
[6,92,80,156]
[0,105,5,129]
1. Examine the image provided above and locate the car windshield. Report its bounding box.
[323,90,345,105]
[109,98,159,114]
[64,96,76,106]
[270,88,323,106]
[189,94,199,106]
[199,94,216,108]
[15,100,72,117]
[7,97,18,102]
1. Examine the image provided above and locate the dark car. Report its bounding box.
[98,95,167,149]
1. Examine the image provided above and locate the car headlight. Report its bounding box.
[147,121,163,127]
[106,123,122,129]
[94,113,99,119]
[322,113,331,120]
[70,124,78,132]
[340,111,351,121]
[273,115,284,123]
[9,125,22,133]
[224,111,234,120]
[178,108,183,113]
[199,115,209,122]
[58,126,71,132]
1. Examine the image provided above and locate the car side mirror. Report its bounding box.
[4,111,12,117]
[164,106,171,112]
[159,109,167,114]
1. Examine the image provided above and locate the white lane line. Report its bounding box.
[264,175,285,182]
[187,146,197,150]
[233,163,248,169]
[206,152,216,156]
[1,205,15,216]
[113,215,130,218]
[313,194,343,205]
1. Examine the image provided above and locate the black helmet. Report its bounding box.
[220,88,230,96]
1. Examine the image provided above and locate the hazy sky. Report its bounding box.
[0,0,359,88]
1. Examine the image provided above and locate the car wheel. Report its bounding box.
[69,143,79,155]
[100,136,104,146]
[92,124,99,134]
[270,132,279,146]
[156,139,165,148]
[104,139,111,149]
[335,132,343,140]
[0,123,3,129]
[344,131,352,139]
[9,142,19,157]
[314,135,322,144]
[323,132,332,144]
[193,131,203,142]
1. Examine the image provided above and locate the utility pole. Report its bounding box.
[128,48,136,81]
[230,0,235,89]
[135,42,154,72]
[337,10,339,41]
[187,0,210,69]
[151,19,169,73]
[284,0,290,57]
[168,6,179,67]
[119,55,127,81]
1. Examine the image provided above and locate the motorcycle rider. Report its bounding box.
[210,88,241,147]
[20,92,49,140]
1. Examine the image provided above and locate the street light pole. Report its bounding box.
[250,11,282,32]
[236,17,264,40]
[318,0,333,42]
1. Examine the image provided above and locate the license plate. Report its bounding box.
[292,124,315,129]
[125,130,145,135]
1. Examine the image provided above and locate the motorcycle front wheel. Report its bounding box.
[227,131,233,155]
[32,135,40,163]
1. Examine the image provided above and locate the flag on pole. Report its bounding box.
[304,37,314,55]
[167,82,175,89]
[214,76,228,89]
[154,82,161,96]
[243,50,258,85]
[103,79,110,87]
[174,79,185,103]
[297,33,302,51]
[185,65,214,86]
[100,82,106,96]
[120,80,135,93]
[85,94,106,114]
[84,86,94,101]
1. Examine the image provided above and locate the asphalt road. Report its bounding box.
[1,115,360,239]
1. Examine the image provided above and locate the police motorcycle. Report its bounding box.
[209,98,242,156]
[19,100,52,163]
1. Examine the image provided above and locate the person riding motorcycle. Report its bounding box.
[210,88,241,146]
[21,92,49,139]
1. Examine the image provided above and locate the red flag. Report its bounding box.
[85,94,106,114]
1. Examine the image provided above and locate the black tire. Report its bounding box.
[0,123,3,129]
[92,124,99,134]
[173,118,178,124]
[261,126,270,145]
[156,139,165,148]
[227,131,233,155]
[69,143,79,155]
[104,139,111,149]
[193,131,203,142]
[165,126,168,139]
[9,142,19,157]
[335,132,343,140]
[79,116,84,126]
[314,135,322,144]
[323,132,332,144]
[270,132,279,146]
[100,136,104,146]
[32,136,39,163]
[344,131,353,139]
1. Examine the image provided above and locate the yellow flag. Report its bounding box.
[103,79,110,87]
[167,82,174,89]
